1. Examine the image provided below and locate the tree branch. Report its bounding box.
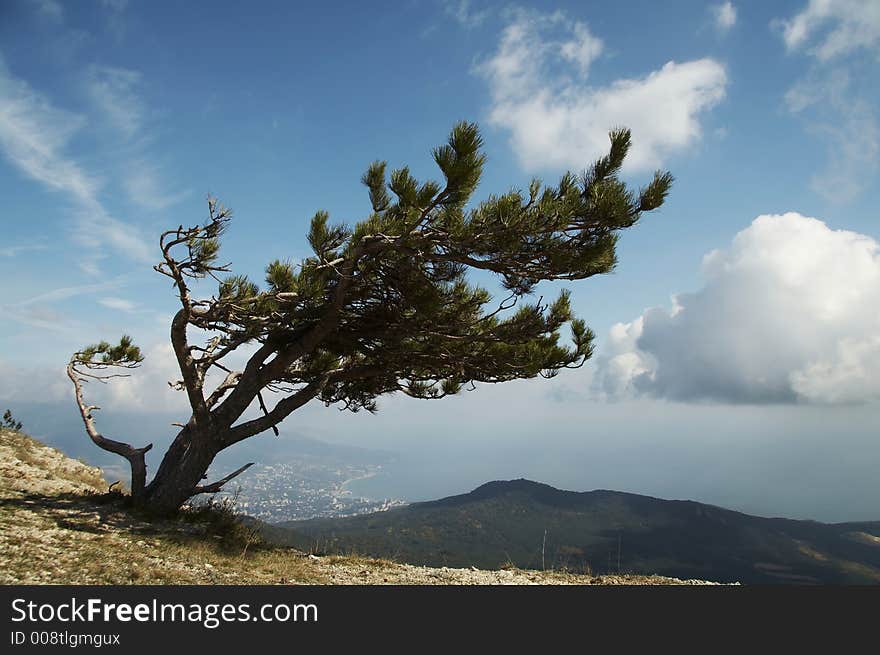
[223,380,326,447]
[170,308,209,424]
[193,462,255,494]
[66,361,153,499]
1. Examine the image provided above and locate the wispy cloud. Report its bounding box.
[0,56,153,265]
[2,306,79,333]
[477,9,727,173]
[442,0,490,29]
[82,64,190,211]
[776,1,880,202]
[0,279,126,334]
[0,243,48,258]
[712,2,737,34]
[85,65,144,138]
[785,70,879,202]
[15,278,126,307]
[98,296,137,312]
[122,159,192,211]
[0,58,97,203]
[780,0,880,60]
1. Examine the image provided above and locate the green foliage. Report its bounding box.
[183,122,671,415]
[2,409,22,432]
[73,120,671,475]
[64,123,672,512]
[74,335,144,368]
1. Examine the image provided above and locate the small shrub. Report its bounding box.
[2,409,23,431]
[180,492,264,553]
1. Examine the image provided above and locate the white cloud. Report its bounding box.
[85,65,143,138]
[594,213,880,405]
[712,2,737,34]
[98,296,137,312]
[0,59,97,204]
[0,57,152,265]
[95,342,189,413]
[0,341,185,414]
[778,3,880,203]
[0,360,70,404]
[478,10,727,172]
[780,0,880,60]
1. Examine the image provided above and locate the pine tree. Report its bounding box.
[2,409,23,432]
[67,122,672,514]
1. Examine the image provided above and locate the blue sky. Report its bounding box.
[1,1,878,521]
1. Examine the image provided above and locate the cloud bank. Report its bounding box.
[477,9,727,172]
[595,213,880,405]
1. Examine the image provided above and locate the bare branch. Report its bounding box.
[257,391,279,436]
[206,369,243,408]
[66,359,153,499]
[193,462,255,494]
[223,379,326,447]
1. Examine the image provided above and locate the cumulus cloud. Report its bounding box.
[594,213,880,405]
[477,9,727,172]
[712,2,737,34]
[780,0,880,60]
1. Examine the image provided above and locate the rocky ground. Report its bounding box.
[0,427,723,585]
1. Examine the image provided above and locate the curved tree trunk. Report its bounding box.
[141,429,220,515]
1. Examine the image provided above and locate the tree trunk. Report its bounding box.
[140,429,219,515]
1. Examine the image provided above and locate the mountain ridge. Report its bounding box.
[273,477,880,584]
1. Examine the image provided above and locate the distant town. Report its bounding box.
[214,458,407,523]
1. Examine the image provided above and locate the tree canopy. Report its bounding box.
[67,121,672,514]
